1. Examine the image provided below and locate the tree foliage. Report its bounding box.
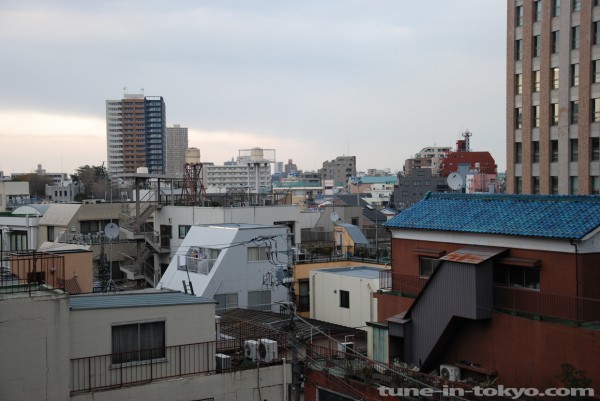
[71,164,111,201]
[12,173,53,198]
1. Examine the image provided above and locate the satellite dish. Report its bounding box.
[447,172,463,191]
[330,212,340,222]
[104,223,119,239]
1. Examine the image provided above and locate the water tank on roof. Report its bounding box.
[185,148,201,164]
[250,147,264,162]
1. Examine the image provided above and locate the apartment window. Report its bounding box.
[494,266,540,290]
[593,99,600,122]
[572,26,580,50]
[47,226,55,242]
[595,22,600,45]
[570,139,579,161]
[419,256,441,277]
[533,141,540,163]
[10,231,28,251]
[571,100,579,124]
[339,290,350,308]
[592,177,600,194]
[533,177,540,194]
[552,176,559,193]
[248,246,269,262]
[112,321,165,365]
[516,73,523,94]
[594,60,600,83]
[551,140,559,162]
[533,35,541,57]
[516,5,523,26]
[570,176,579,194]
[552,67,560,89]
[533,1,542,21]
[515,39,523,61]
[248,290,271,310]
[552,30,560,53]
[553,0,561,17]
[178,225,191,239]
[571,63,579,86]
[592,137,600,160]
[515,142,523,163]
[532,105,540,127]
[573,0,581,12]
[551,103,560,125]
[515,107,523,129]
[214,293,238,313]
[533,70,541,92]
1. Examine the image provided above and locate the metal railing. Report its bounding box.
[0,250,65,294]
[378,270,427,295]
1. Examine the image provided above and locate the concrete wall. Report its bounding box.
[71,363,291,401]
[0,292,71,401]
[69,302,215,359]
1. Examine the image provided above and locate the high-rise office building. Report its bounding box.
[507,0,600,195]
[106,93,166,175]
[165,124,189,176]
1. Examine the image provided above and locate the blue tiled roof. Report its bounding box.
[383,193,600,239]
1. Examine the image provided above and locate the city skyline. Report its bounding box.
[0,1,507,175]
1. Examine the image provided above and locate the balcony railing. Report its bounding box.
[379,271,600,323]
[0,250,65,294]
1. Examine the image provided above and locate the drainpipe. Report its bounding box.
[283,357,288,401]
[569,239,579,321]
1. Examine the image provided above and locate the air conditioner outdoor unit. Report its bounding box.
[337,342,354,358]
[215,353,231,372]
[440,364,461,382]
[259,339,278,363]
[244,340,259,362]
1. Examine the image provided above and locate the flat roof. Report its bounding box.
[314,265,388,279]
[69,289,213,311]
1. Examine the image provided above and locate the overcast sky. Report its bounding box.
[0,0,507,176]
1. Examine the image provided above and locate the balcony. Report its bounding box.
[378,270,427,295]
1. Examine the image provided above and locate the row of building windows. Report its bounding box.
[515,0,598,28]
[514,23,599,60]
[514,98,600,128]
[515,137,600,163]
[515,175,600,194]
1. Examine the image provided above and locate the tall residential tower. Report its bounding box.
[507,0,600,194]
[165,124,189,176]
[106,93,166,175]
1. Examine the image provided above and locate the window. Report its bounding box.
[339,290,350,308]
[494,266,540,290]
[515,39,523,60]
[552,67,560,89]
[532,105,540,128]
[571,63,579,86]
[516,73,523,94]
[516,5,524,26]
[595,22,600,45]
[551,103,559,125]
[533,1,542,21]
[419,256,441,277]
[533,35,541,57]
[178,225,191,239]
[570,139,579,161]
[533,70,540,92]
[570,176,579,194]
[47,226,55,241]
[10,231,27,251]
[553,0,561,17]
[515,107,523,129]
[552,30,560,53]
[515,142,523,163]
[592,177,600,194]
[533,177,540,194]
[248,246,269,262]
[112,321,165,365]
[533,141,540,163]
[248,290,272,310]
[551,140,559,162]
[571,100,579,124]
[515,177,523,194]
[572,26,580,50]
[593,99,600,123]
[551,176,559,193]
[214,293,238,312]
[592,137,600,160]
[573,0,581,12]
[594,60,600,83]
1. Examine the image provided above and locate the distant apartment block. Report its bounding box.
[319,156,356,187]
[404,146,451,176]
[507,0,600,194]
[165,124,188,177]
[106,93,166,175]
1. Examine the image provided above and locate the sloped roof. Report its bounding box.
[384,192,600,239]
[11,204,51,216]
[38,204,81,226]
[336,223,369,245]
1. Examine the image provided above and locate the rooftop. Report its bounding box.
[69,289,213,310]
[314,265,388,279]
[384,193,600,239]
